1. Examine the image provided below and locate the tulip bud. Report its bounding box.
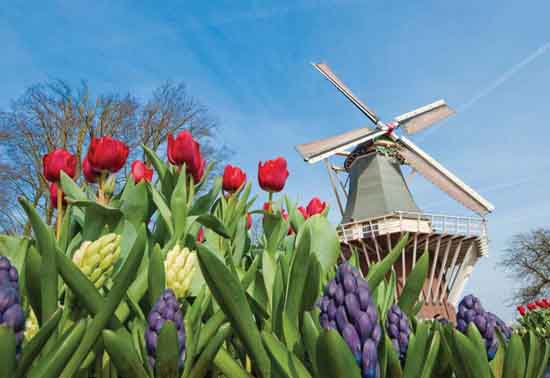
[164,245,197,299]
[49,182,66,207]
[72,234,121,288]
[196,228,204,243]
[87,136,129,173]
[131,160,153,184]
[223,164,246,192]
[42,148,77,182]
[145,289,186,370]
[536,299,545,308]
[517,305,526,316]
[306,197,327,217]
[24,309,39,341]
[83,155,99,183]
[297,206,308,219]
[258,157,289,193]
[167,131,205,183]
[527,302,537,311]
[246,213,252,230]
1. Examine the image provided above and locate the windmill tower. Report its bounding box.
[296,63,494,321]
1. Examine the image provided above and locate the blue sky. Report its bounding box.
[1,0,549,321]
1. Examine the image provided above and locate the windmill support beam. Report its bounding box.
[323,158,345,217]
[448,241,478,306]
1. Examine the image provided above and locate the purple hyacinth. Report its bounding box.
[0,256,24,359]
[456,294,498,360]
[386,304,410,363]
[487,312,512,340]
[319,263,380,378]
[145,289,186,370]
[0,256,19,289]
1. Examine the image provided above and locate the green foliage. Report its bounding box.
[5,144,548,378]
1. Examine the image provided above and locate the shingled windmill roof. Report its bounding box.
[342,152,421,223]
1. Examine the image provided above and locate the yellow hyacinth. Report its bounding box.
[73,233,121,288]
[24,309,39,342]
[164,244,197,299]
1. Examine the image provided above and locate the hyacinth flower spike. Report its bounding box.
[0,256,25,359]
[457,294,499,360]
[386,304,410,363]
[319,263,380,378]
[72,233,121,288]
[145,289,186,370]
[164,245,198,299]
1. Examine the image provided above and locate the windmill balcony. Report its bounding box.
[338,211,489,322]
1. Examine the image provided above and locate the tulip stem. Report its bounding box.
[56,185,63,240]
[268,192,273,213]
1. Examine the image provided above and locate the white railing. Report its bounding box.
[338,210,487,243]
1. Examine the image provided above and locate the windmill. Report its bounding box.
[296,63,494,320]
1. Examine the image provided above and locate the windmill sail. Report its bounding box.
[296,128,386,164]
[312,63,379,124]
[396,136,494,215]
[394,100,455,134]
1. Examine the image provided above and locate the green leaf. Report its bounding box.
[189,176,222,216]
[59,172,87,202]
[142,144,169,183]
[213,348,252,378]
[32,320,87,378]
[196,214,230,238]
[24,246,42,322]
[189,324,232,378]
[284,225,311,329]
[383,334,403,378]
[301,255,322,313]
[170,168,188,240]
[59,225,146,378]
[19,197,58,325]
[367,233,409,291]
[262,332,312,378]
[148,183,174,235]
[155,321,180,378]
[148,244,165,308]
[398,250,429,317]
[466,323,488,363]
[403,321,430,378]
[315,330,361,378]
[503,333,526,378]
[453,330,492,378]
[302,312,320,377]
[301,215,341,273]
[14,310,62,378]
[489,341,505,378]
[120,181,151,227]
[534,340,550,378]
[420,331,440,378]
[196,244,271,377]
[0,326,16,378]
[523,330,539,378]
[72,200,123,240]
[103,329,149,378]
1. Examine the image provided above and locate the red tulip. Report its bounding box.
[280,209,294,235]
[263,202,272,213]
[306,197,327,216]
[197,228,204,243]
[130,160,153,184]
[517,305,526,316]
[527,302,537,311]
[544,299,550,308]
[536,299,545,308]
[246,213,252,230]
[49,182,66,207]
[82,155,99,183]
[258,157,289,192]
[87,136,129,173]
[167,131,205,183]
[223,164,247,192]
[43,148,77,182]
[297,206,308,219]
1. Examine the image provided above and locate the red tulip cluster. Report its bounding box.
[43,148,77,208]
[223,165,247,193]
[131,161,154,184]
[517,298,550,316]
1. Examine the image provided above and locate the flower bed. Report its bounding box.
[0,132,548,377]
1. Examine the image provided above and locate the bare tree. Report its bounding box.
[500,228,550,304]
[0,80,229,234]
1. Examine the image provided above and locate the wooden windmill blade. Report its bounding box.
[394,100,455,135]
[396,136,494,215]
[296,127,386,164]
[312,63,380,125]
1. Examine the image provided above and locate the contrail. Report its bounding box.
[419,41,550,140]
[457,42,550,112]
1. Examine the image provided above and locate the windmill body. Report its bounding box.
[296,63,493,321]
